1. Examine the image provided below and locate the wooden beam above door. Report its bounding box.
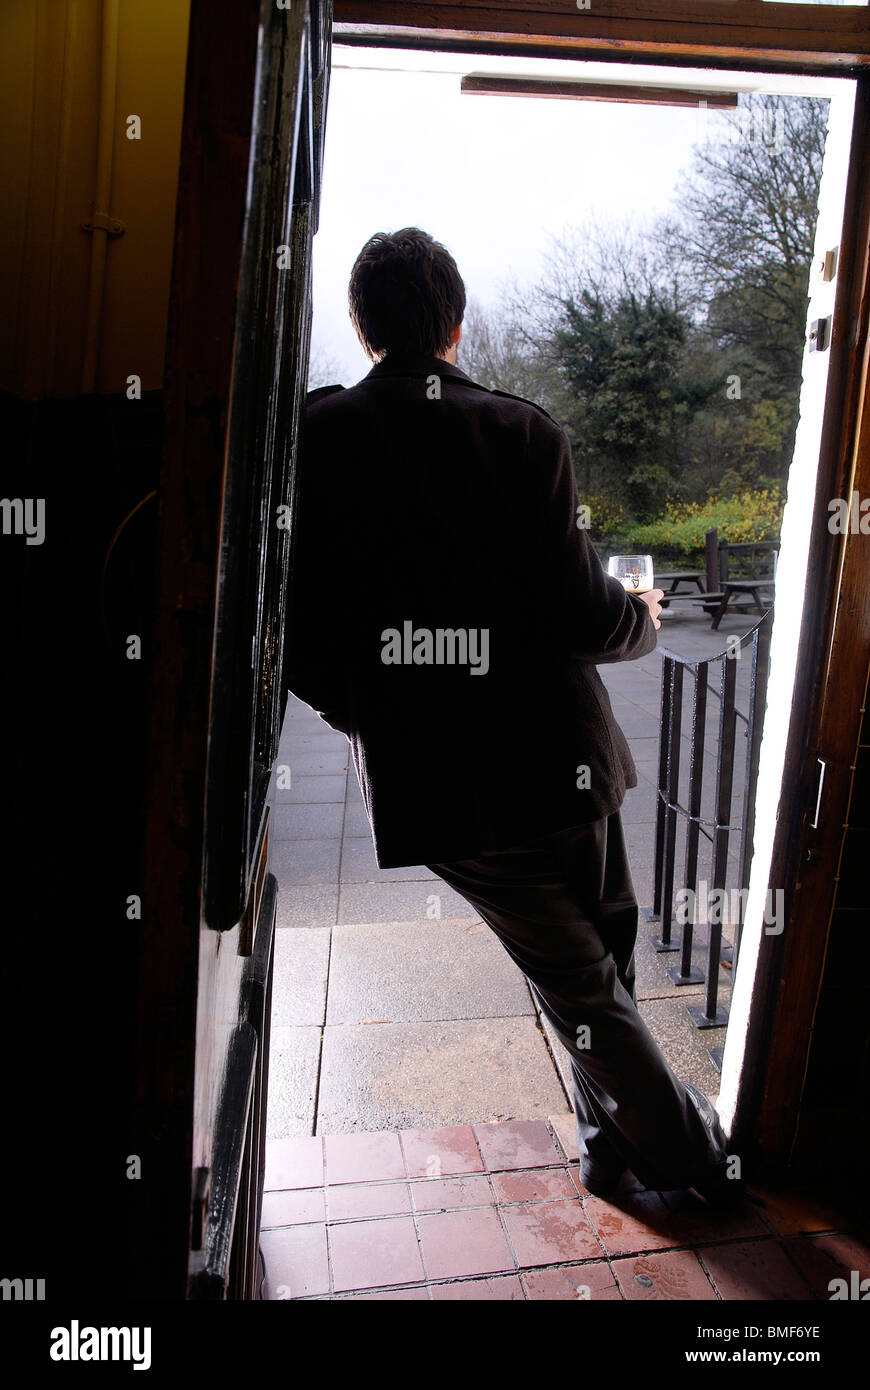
[333,1,870,74]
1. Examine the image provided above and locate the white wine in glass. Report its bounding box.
[607,554,655,594]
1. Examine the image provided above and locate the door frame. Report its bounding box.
[329,1,870,1167]
[141,0,870,1296]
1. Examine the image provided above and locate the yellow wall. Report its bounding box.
[1,0,191,398]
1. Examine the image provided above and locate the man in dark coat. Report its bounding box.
[285,227,739,1202]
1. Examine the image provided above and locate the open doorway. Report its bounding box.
[263,41,857,1257]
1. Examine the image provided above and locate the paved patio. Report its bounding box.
[266,603,760,1141]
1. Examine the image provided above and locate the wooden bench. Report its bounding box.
[709,539,778,629]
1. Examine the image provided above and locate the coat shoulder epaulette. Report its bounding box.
[306,383,346,406]
[489,387,559,425]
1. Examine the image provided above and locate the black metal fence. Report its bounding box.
[644,609,773,1070]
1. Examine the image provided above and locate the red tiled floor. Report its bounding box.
[399,1124,485,1178]
[750,1185,855,1237]
[324,1131,405,1185]
[501,1198,602,1267]
[261,1187,326,1227]
[259,1122,869,1303]
[336,1286,429,1301]
[473,1119,562,1172]
[781,1232,870,1298]
[699,1238,815,1300]
[326,1181,412,1221]
[264,1135,324,1192]
[261,1224,329,1298]
[329,1215,425,1292]
[417,1205,516,1280]
[613,1249,717,1301]
[522,1261,623,1300]
[410,1173,494,1212]
[492,1166,578,1205]
[584,1191,684,1256]
[430,1274,525,1300]
[658,1188,771,1244]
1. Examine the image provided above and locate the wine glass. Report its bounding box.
[607,554,655,594]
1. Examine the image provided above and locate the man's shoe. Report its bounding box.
[690,1168,750,1208]
[684,1082,729,1155]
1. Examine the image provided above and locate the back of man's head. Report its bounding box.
[348,227,466,361]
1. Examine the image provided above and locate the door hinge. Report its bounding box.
[81,211,126,237]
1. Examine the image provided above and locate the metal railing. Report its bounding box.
[644,609,773,1070]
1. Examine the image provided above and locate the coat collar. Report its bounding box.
[362,353,478,385]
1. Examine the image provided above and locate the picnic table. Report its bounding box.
[656,570,706,597]
[656,571,725,617]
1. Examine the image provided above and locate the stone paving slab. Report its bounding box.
[275,883,339,929]
[315,1018,569,1133]
[339,836,437,883]
[271,927,330,1026]
[325,919,535,1025]
[269,773,347,805]
[337,879,471,924]
[266,1026,323,1140]
[271,802,344,840]
[270,836,342,886]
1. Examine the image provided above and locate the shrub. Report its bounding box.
[608,487,784,561]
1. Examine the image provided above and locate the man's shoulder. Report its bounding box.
[306,383,346,408]
[482,385,561,430]
[489,386,555,422]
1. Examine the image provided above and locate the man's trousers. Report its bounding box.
[427,811,730,1191]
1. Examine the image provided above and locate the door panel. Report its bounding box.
[134,0,332,1298]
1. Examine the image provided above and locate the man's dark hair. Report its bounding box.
[348,227,466,360]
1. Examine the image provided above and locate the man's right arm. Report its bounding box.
[531,413,659,664]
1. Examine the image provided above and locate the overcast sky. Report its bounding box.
[310,48,841,385]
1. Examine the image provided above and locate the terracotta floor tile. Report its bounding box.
[329,1215,425,1292]
[399,1124,485,1178]
[264,1135,324,1192]
[410,1174,494,1212]
[750,1186,854,1237]
[523,1262,622,1301]
[500,1198,602,1266]
[584,1191,684,1256]
[324,1131,405,1185]
[417,1205,516,1280]
[548,1112,580,1162]
[658,1188,771,1244]
[810,1232,870,1278]
[782,1232,870,1298]
[336,1286,429,1301]
[699,1238,815,1300]
[430,1274,525,1300]
[326,1181,412,1221]
[261,1187,326,1228]
[492,1167,578,1205]
[472,1119,561,1172]
[614,1249,717,1300]
[261,1224,329,1298]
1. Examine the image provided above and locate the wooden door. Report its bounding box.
[132,0,332,1298]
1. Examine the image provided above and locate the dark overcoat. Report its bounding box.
[284,351,657,867]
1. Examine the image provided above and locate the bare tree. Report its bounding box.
[306,338,351,389]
